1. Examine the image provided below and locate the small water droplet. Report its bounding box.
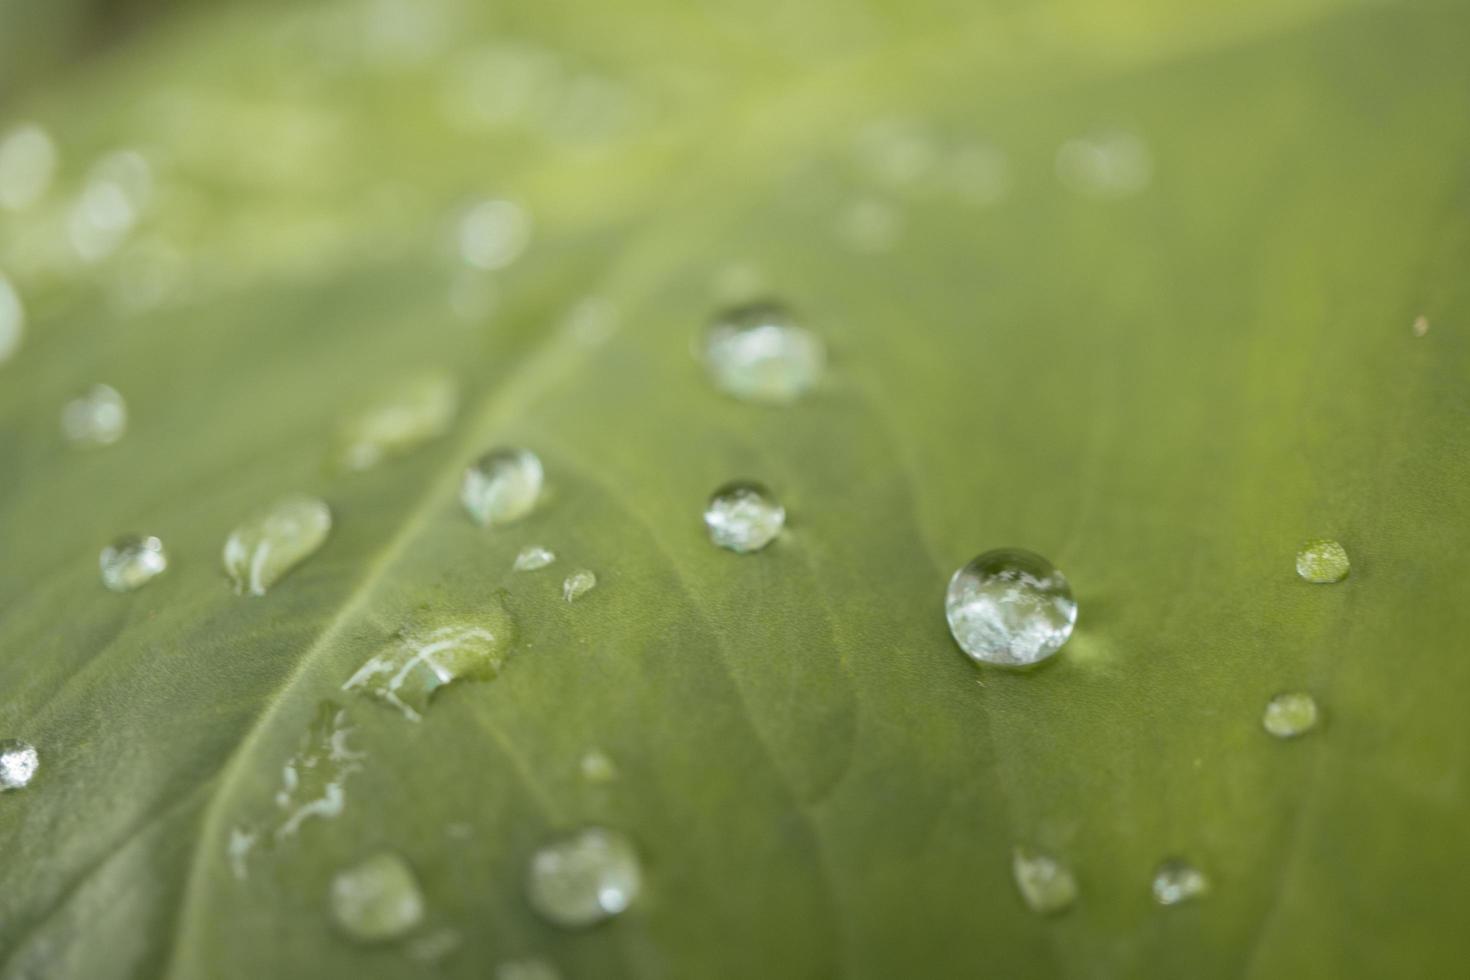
[514,545,556,571]
[330,851,426,943]
[496,958,561,980]
[703,303,826,405]
[0,123,59,212]
[526,827,642,928]
[945,549,1077,667]
[579,749,618,783]
[67,150,154,263]
[461,448,544,527]
[1412,315,1430,337]
[61,384,128,448]
[1295,539,1349,584]
[0,272,24,366]
[704,481,785,553]
[1262,692,1320,739]
[1151,858,1209,906]
[457,198,532,270]
[344,614,515,722]
[1012,846,1078,915]
[562,569,597,603]
[337,373,459,471]
[0,739,40,791]
[99,535,168,593]
[1056,131,1153,199]
[223,494,332,596]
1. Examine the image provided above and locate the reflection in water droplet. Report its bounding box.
[836,197,903,253]
[1151,859,1209,906]
[61,384,128,447]
[514,545,556,571]
[526,827,642,928]
[703,303,825,405]
[0,739,40,791]
[458,199,532,270]
[337,373,458,471]
[1262,692,1320,739]
[1012,846,1078,915]
[1296,539,1349,584]
[0,272,25,366]
[100,535,168,593]
[704,481,785,553]
[945,549,1077,667]
[1056,131,1153,199]
[496,958,562,980]
[330,851,426,943]
[462,448,543,526]
[563,569,597,603]
[0,123,59,211]
[344,615,515,722]
[223,494,332,596]
[579,749,618,783]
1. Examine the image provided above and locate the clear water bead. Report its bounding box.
[337,372,458,471]
[945,549,1077,667]
[0,739,39,791]
[1296,539,1349,584]
[1151,859,1209,906]
[344,614,515,722]
[704,481,785,553]
[223,494,332,596]
[514,545,556,571]
[1012,846,1078,915]
[703,303,825,405]
[563,569,597,603]
[526,827,642,928]
[99,535,168,593]
[330,852,426,943]
[461,448,543,526]
[0,272,24,365]
[1262,692,1320,739]
[61,384,128,447]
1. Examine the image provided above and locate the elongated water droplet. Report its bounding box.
[223,494,332,596]
[0,123,58,212]
[62,384,128,447]
[458,198,532,270]
[461,448,543,526]
[579,749,618,783]
[1012,846,1077,915]
[1296,539,1349,584]
[99,535,167,592]
[562,569,596,603]
[0,272,24,366]
[1151,858,1209,906]
[344,613,515,722]
[945,549,1076,667]
[337,373,458,471]
[513,545,556,571]
[496,958,561,980]
[704,481,785,553]
[1262,692,1319,739]
[526,827,641,928]
[0,739,39,791]
[1056,130,1153,199]
[703,303,825,405]
[330,851,426,943]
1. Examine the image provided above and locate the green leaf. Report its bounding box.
[2,1,1468,977]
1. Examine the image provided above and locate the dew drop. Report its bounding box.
[526,827,642,928]
[704,481,785,553]
[330,851,426,943]
[1296,538,1349,584]
[344,613,515,722]
[271,701,365,842]
[461,448,543,527]
[457,198,532,270]
[513,545,556,571]
[1262,692,1320,739]
[1056,130,1153,199]
[562,569,597,603]
[0,739,39,791]
[223,494,332,596]
[945,549,1077,667]
[703,303,825,405]
[99,535,168,593]
[1012,846,1078,915]
[61,384,128,448]
[1151,858,1209,906]
[0,123,59,212]
[579,749,618,784]
[336,372,458,471]
[496,958,562,980]
[0,272,24,366]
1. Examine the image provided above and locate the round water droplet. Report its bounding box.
[525,827,641,928]
[513,545,556,571]
[330,851,426,943]
[1296,539,1349,584]
[703,303,825,405]
[461,448,543,527]
[704,481,785,553]
[0,739,40,791]
[562,569,597,603]
[0,272,23,366]
[1012,846,1077,915]
[945,549,1077,667]
[99,535,168,593]
[457,198,532,270]
[0,123,59,212]
[1151,859,1209,906]
[61,384,128,448]
[223,494,332,596]
[1262,692,1319,739]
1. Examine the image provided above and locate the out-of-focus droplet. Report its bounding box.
[1056,131,1153,199]
[0,272,23,366]
[0,739,40,791]
[704,481,785,553]
[562,569,596,603]
[1412,315,1430,337]
[223,494,332,596]
[945,549,1077,667]
[99,534,168,593]
[1012,846,1078,915]
[61,384,128,448]
[854,119,938,188]
[514,545,556,571]
[458,199,532,270]
[1262,692,1320,739]
[1296,539,1349,584]
[344,613,515,722]
[703,303,826,405]
[579,749,618,783]
[337,372,458,471]
[526,827,642,928]
[461,448,543,526]
[0,123,59,212]
[330,851,426,943]
[836,196,903,253]
[68,150,154,263]
[1151,858,1209,906]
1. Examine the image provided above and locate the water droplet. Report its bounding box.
[0,123,59,212]
[461,448,544,527]
[330,851,426,943]
[272,701,365,842]
[1412,315,1430,337]
[99,535,168,593]
[1012,846,1078,915]
[61,384,128,448]
[344,615,515,722]
[0,272,25,366]
[223,494,332,596]
[1151,858,1209,906]
[1056,131,1153,199]
[703,303,825,405]
[704,481,785,553]
[514,545,556,571]
[457,199,532,270]
[1296,538,1348,583]
[337,373,458,471]
[0,739,39,791]
[836,196,903,253]
[945,549,1077,667]
[1262,692,1320,739]
[67,151,154,263]
[562,569,597,603]
[227,827,258,880]
[526,827,642,928]
[496,958,562,980]
[579,749,618,783]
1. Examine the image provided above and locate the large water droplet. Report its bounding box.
[703,303,825,405]
[1151,858,1209,906]
[0,123,59,212]
[562,569,597,603]
[0,739,39,791]
[704,481,785,553]
[457,198,532,270]
[513,545,556,571]
[99,535,168,593]
[1262,692,1320,739]
[526,827,642,928]
[461,448,543,526]
[0,272,24,366]
[1296,539,1349,584]
[337,373,458,471]
[496,958,561,980]
[223,494,332,596]
[344,614,515,722]
[945,549,1077,667]
[61,384,128,448]
[1012,846,1078,915]
[330,851,426,943]
[1056,130,1153,200]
